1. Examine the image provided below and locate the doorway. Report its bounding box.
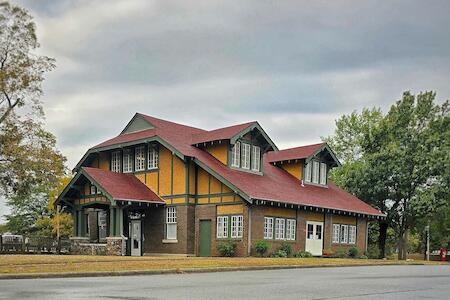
[199,220,211,257]
[305,221,324,256]
[130,219,142,256]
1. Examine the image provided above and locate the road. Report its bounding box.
[0,265,448,299]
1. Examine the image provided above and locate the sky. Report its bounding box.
[1,0,450,221]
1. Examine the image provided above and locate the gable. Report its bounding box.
[121,114,155,135]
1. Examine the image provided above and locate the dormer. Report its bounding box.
[192,122,278,174]
[267,143,340,187]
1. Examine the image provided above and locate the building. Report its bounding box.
[57,113,385,256]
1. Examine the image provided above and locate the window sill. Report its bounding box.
[229,166,263,176]
[162,239,178,244]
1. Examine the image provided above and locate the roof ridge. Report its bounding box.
[137,113,207,132]
[275,142,325,152]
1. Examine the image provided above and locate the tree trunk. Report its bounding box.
[397,229,408,260]
[378,222,388,258]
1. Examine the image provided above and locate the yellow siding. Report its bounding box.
[145,172,158,194]
[164,199,172,205]
[98,152,110,170]
[333,215,357,225]
[189,198,196,204]
[159,146,172,196]
[210,197,221,203]
[210,177,221,194]
[222,185,232,193]
[135,173,145,184]
[281,162,302,181]
[222,195,235,202]
[198,168,209,195]
[306,212,325,222]
[197,198,209,204]
[217,204,244,215]
[265,207,296,218]
[172,156,185,195]
[189,163,196,194]
[172,197,186,204]
[206,143,228,165]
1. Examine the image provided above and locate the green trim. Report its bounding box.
[305,143,341,167]
[193,158,252,204]
[208,174,211,203]
[263,215,297,242]
[170,154,174,195]
[120,113,155,135]
[160,192,235,200]
[230,122,278,151]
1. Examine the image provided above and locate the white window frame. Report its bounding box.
[320,162,327,185]
[241,143,251,169]
[123,149,133,173]
[111,151,121,172]
[275,218,285,240]
[286,219,296,241]
[332,224,340,243]
[340,224,349,244]
[231,215,243,238]
[135,146,146,172]
[90,185,96,195]
[312,161,320,184]
[348,225,357,244]
[305,162,312,182]
[264,217,273,239]
[216,216,229,238]
[166,206,177,240]
[231,142,240,167]
[251,145,261,171]
[148,146,158,170]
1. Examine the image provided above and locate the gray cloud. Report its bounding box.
[1,0,449,221]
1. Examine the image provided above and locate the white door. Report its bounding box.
[130,220,142,256]
[305,221,324,256]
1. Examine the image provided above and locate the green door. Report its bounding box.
[199,220,211,257]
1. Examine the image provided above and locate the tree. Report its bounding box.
[0,1,55,124]
[326,91,450,259]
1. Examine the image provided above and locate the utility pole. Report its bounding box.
[56,205,61,254]
[425,224,430,261]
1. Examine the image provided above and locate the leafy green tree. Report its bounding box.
[0,1,55,124]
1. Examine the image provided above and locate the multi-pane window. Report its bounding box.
[332,224,340,243]
[241,143,251,169]
[231,215,243,238]
[307,223,314,239]
[123,149,133,173]
[135,146,146,171]
[305,160,327,186]
[111,151,121,172]
[216,216,229,238]
[348,225,356,244]
[231,142,241,167]
[320,162,327,185]
[286,219,296,240]
[251,145,261,171]
[340,224,349,244]
[148,146,158,169]
[90,185,96,195]
[275,218,285,240]
[166,207,177,240]
[264,217,274,239]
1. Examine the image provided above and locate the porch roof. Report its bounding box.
[82,167,165,204]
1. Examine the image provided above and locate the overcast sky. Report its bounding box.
[1,0,450,221]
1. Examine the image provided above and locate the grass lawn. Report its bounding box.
[0,255,444,275]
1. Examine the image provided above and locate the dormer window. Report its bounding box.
[241,143,251,169]
[111,151,121,172]
[123,149,133,173]
[231,142,240,167]
[305,160,327,186]
[231,141,261,172]
[251,146,261,171]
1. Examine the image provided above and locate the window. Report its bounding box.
[332,224,340,243]
[312,161,320,183]
[166,207,177,240]
[320,162,327,185]
[251,145,261,171]
[135,146,146,171]
[231,142,240,167]
[111,151,121,172]
[348,225,356,244]
[316,224,322,239]
[275,218,285,240]
[231,215,243,238]
[340,225,349,244]
[286,219,296,240]
[148,146,158,169]
[123,149,133,173]
[90,185,96,195]
[216,216,228,238]
[241,143,251,169]
[264,217,273,239]
[305,162,312,182]
[307,223,314,239]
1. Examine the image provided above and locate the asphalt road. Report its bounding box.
[0,265,448,300]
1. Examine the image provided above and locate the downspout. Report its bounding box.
[247,204,252,256]
[365,218,369,253]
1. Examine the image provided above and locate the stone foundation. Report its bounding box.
[70,237,107,255]
[106,237,127,256]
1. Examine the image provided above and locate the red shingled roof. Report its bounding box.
[266,143,325,163]
[83,114,384,217]
[82,167,164,203]
[191,121,256,144]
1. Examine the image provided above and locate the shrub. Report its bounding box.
[279,242,292,256]
[294,250,312,258]
[348,247,359,258]
[359,255,368,259]
[322,248,334,257]
[334,248,348,258]
[271,249,288,258]
[366,245,380,259]
[254,240,270,257]
[217,240,236,257]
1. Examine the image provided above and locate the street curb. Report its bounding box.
[0,263,432,280]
